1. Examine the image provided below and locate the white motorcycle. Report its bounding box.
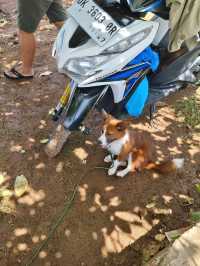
[45,0,200,157]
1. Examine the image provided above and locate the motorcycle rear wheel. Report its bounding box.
[44,124,71,158]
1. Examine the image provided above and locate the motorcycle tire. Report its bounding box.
[44,124,71,158]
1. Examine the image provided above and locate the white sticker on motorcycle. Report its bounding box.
[67,0,120,46]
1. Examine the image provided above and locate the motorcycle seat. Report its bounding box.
[120,0,169,20]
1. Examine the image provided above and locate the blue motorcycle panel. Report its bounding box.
[125,76,149,117]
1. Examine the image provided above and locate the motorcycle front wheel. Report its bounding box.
[44,124,71,158]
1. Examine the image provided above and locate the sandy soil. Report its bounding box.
[0,2,200,266]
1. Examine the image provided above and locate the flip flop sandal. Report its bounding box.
[4,67,34,80]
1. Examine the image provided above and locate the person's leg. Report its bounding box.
[16,0,66,77]
[19,0,66,75]
[47,0,67,29]
[4,30,36,78]
[4,0,53,79]
[19,31,35,76]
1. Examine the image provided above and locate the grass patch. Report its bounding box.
[175,90,200,128]
[191,211,200,223]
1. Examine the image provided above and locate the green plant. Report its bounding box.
[175,96,200,128]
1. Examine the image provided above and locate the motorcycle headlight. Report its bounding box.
[103,27,152,54]
[65,54,114,76]
[64,26,152,79]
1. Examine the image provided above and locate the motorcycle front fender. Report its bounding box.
[63,86,106,131]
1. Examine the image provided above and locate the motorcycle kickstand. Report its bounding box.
[149,104,158,128]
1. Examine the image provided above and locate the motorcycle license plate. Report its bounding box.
[67,0,120,46]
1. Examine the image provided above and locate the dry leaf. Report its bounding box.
[0,173,6,185]
[14,175,29,197]
[4,60,18,69]
[48,108,55,115]
[40,138,49,144]
[155,233,165,242]
[146,202,156,209]
[179,194,194,206]
[0,187,13,198]
[195,184,200,193]
[39,71,53,77]
[0,19,8,27]
[0,197,16,214]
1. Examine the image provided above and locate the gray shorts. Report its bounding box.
[17,0,67,33]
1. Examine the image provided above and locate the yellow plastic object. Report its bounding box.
[60,83,71,106]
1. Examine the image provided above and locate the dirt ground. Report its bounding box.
[0,2,200,266]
